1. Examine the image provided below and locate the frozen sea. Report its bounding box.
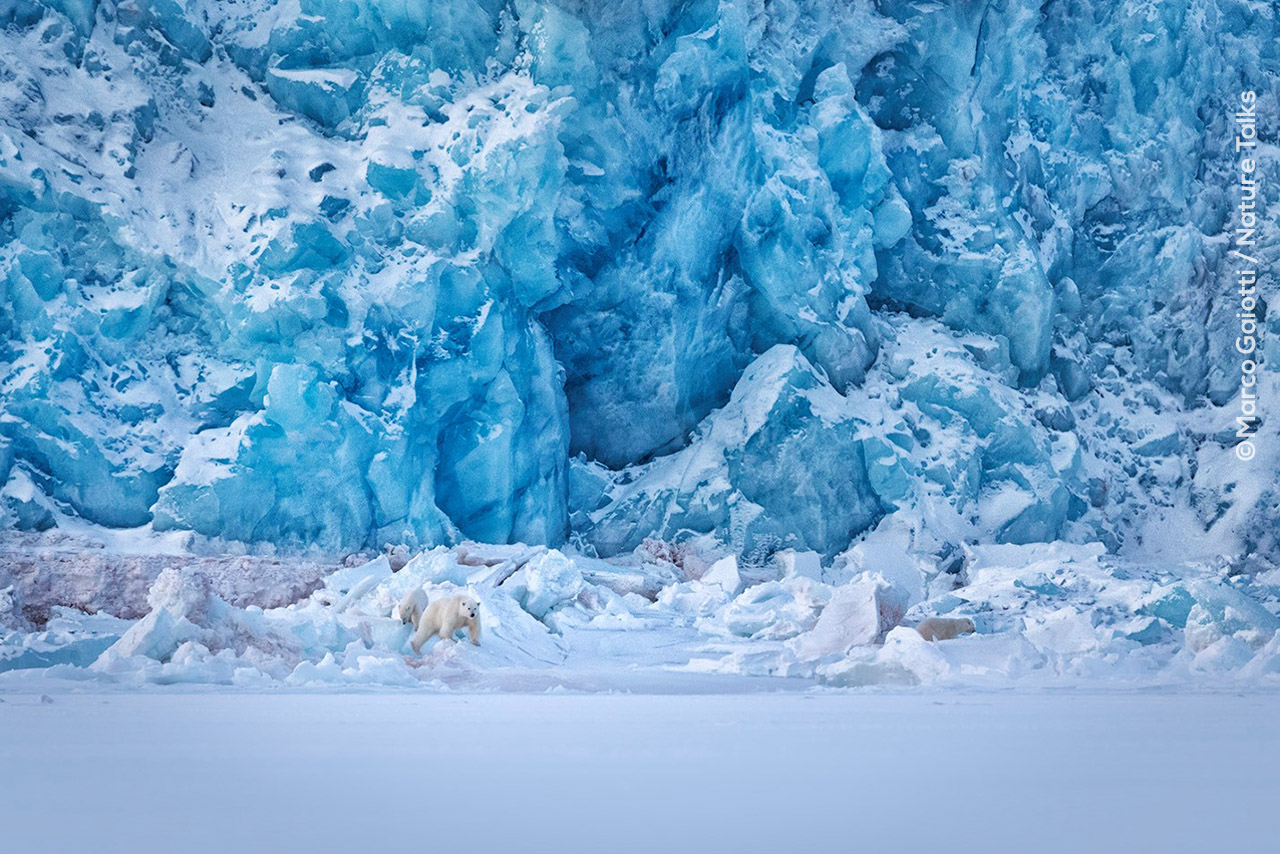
[1,689,1276,854]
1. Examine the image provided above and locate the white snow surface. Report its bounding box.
[0,691,1275,854]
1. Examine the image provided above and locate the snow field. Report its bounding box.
[0,691,1275,854]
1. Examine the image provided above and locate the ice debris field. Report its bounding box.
[1,0,1279,692]
[4,536,1280,690]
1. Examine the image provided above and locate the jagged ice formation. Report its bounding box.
[1,0,1277,570]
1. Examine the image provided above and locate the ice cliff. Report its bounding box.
[1,0,1277,571]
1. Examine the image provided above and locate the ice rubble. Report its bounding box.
[3,540,1280,690]
[0,0,1275,574]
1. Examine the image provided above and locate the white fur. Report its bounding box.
[384,543,411,572]
[395,587,429,627]
[915,616,975,641]
[410,594,481,653]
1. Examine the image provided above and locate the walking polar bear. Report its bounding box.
[397,588,481,652]
[914,616,975,641]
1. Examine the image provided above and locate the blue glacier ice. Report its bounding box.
[0,0,1277,573]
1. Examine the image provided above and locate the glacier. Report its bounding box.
[1,0,1279,667]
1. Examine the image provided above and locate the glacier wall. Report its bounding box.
[0,0,1276,564]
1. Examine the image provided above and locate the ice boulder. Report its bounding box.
[833,520,932,605]
[146,566,216,621]
[1023,608,1106,657]
[1,467,56,532]
[0,608,127,672]
[1241,634,1280,681]
[0,580,28,631]
[265,65,363,128]
[94,567,303,672]
[700,556,742,596]
[96,569,219,665]
[1190,636,1257,674]
[788,573,904,660]
[716,577,832,641]
[774,550,824,582]
[98,604,203,664]
[817,626,1050,688]
[326,556,394,614]
[817,626,951,688]
[1183,581,1280,654]
[502,550,585,622]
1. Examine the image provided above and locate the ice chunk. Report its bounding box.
[324,556,394,597]
[502,550,585,621]
[717,578,832,640]
[0,607,126,672]
[1191,636,1256,673]
[2,468,56,532]
[789,574,902,660]
[700,556,741,596]
[0,566,27,631]
[834,521,929,606]
[93,567,308,674]
[99,606,203,664]
[95,568,219,666]
[820,626,951,687]
[1023,608,1104,656]
[774,550,823,582]
[656,580,734,618]
[1183,581,1280,654]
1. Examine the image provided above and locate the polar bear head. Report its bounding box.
[457,595,480,621]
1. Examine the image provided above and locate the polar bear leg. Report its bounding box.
[468,614,481,646]
[410,613,439,654]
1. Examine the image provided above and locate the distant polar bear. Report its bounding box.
[395,587,429,627]
[915,616,975,641]
[384,543,411,572]
[410,594,481,653]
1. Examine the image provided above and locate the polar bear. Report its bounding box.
[915,616,976,641]
[410,594,481,653]
[395,587,429,627]
[384,543,411,572]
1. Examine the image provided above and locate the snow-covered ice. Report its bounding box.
[0,691,1275,854]
[4,540,1280,692]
